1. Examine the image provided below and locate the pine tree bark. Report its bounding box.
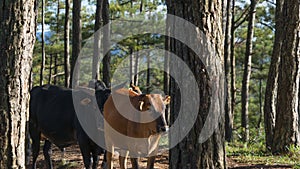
[230,0,236,136]
[71,0,82,87]
[0,0,37,168]
[264,0,283,150]
[40,0,46,86]
[166,0,226,168]
[102,0,111,87]
[241,0,257,142]
[224,0,233,142]
[93,0,102,80]
[64,0,71,87]
[272,0,300,153]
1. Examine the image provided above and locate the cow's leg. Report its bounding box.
[78,141,92,169]
[29,127,40,169]
[106,146,114,169]
[101,150,107,169]
[146,156,156,169]
[119,150,129,169]
[130,158,139,169]
[91,147,100,169]
[43,140,53,169]
[60,148,66,164]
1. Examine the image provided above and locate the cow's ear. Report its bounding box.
[163,95,171,105]
[80,98,91,105]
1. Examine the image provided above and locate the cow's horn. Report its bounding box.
[139,101,144,111]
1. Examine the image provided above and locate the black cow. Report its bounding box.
[29,84,111,169]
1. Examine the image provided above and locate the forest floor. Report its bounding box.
[27,145,295,169]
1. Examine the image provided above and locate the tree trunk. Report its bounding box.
[0,0,37,168]
[53,54,58,84]
[264,0,283,151]
[241,0,257,142]
[102,0,111,87]
[166,0,226,168]
[64,0,71,87]
[133,48,139,85]
[130,47,134,82]
[40,0,46,86]
[272,0,300,153]
[164,33,171,124]
[93,0,102,80]
[48,54,53,84]
[230,0,236,137]
[224,0,233,142]
[71,0,82,87]
[146,52,151,93]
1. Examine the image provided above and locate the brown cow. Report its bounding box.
[103,88,170,169]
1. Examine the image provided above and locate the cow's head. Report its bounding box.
[138,94,171,133]
[95,88,111,113]
[129,83,142,94]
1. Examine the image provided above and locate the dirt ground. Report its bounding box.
[27,145,292,169]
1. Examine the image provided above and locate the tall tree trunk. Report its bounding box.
[224,0,233,142]
[40,0,46,86]
[48,54,53,84]
[71,0,82,87]
[54,0,60,85]
[53,54,58,84]
[164,33,171,124]
[130,47,134,82]
[272,0,300,153]
[230,0,236,136]
[264,0,283,151]
[166,0,225,168]
[102,0,111,87]
[241,0,257,142]
[257,78,263,136]
[146,52,151,93]
[0,0,37,168]
[133,48,139,85]
[93,0,102,80]
[64,0,71,87]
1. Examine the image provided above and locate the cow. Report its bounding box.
[103,88,170,169]
[29,84,111,169]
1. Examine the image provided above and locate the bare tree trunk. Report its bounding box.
[40,0,46,86]
[0,0,37,168]
[146,52,151,93]
[64,0,71,87]
[257,78,263,136]
[224,0,233,142]
[272,0,300,153]
[241,0,257,142]
[133,48,139,85]
[166,0,225,168]
[102,0,111,87]
[93,0,102,80]
[130,47,134,82]
[48,54,53,84]
[264,0,283,151]
[53,54,58,84]
[164,34,171,124]
[230,0,236,137]
[71,0,82,87]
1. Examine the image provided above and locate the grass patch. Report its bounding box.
[226,141,300,167]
